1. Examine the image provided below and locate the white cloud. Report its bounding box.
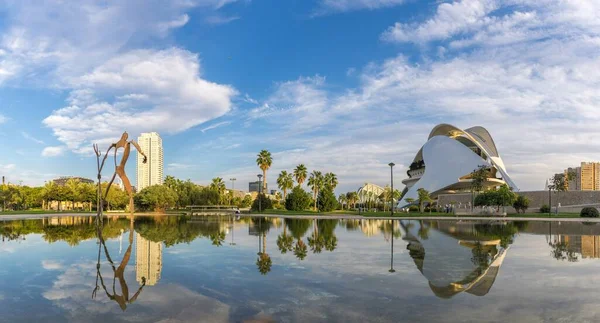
[0,114,7,124]
[381,0,600,45]
[43,48,237,153]
[313,0,406,15]
[42,146,66,157]
[167,163,196,171]
[204,15,240,25]
[201,121,232,133]
[382,0,497,43]
[21,131,44,144]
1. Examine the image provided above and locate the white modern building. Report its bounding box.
[136,132,164,191]
[399,124,517,206]
[357,183,386,204]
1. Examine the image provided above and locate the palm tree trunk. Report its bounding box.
[262,232,266,255]
[263,169,267,191]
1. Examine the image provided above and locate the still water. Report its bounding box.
[0,215,599,322]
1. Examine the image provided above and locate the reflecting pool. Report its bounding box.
[1,215,600,322]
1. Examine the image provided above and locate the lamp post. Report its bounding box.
[388,163,395,216]
[257,174,263,213]
[230,178,236,206]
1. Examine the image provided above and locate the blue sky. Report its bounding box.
[0,0,599,194]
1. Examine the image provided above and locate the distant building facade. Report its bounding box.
[136,233,162,286]
[562,162,600,191]
[136,132,164,191]
[52,176,94,186]
[249,181,266,193]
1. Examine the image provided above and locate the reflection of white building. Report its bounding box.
[136,233,163,286]
[400,124,517,206]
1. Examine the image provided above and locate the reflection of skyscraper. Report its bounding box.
[135,233,163,286]
[562,235,600,259]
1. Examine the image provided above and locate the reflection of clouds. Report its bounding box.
[0,244,16,253]
[42,260,230,322]
[41,260,63,270]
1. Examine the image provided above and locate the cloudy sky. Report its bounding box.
[0,0,599,193]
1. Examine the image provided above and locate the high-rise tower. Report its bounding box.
[136,132,163,191]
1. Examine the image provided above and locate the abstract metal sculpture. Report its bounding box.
[94,131,147,214]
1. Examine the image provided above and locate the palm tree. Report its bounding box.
[417,188,432,213]
[307,171,323,211]
[277,171,294,200]
[210,177,226,204]
[66,178,81,210]
[293,164,308,187]
[293,239,308,260]
[324,172,338,190]
[346,192,358,209]
[338,194,347,210]
[256,150,273,191]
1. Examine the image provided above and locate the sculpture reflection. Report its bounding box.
[93,216,145,310]
[402,220,521,299]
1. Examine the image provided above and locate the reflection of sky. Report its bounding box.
[1,219,600,322]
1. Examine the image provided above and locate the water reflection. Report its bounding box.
[93,216,146,310]
[4,215,600,319]
[401,220,523,298]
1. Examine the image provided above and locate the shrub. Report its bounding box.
[409,205,419,212]
[580,207,600,218]
[285,186,312,211]
[251,194,273,212]
[317,188,339,212]
[513,195,530,214]
[539,204,550,213]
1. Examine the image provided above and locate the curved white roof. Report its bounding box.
[399,124,517,206]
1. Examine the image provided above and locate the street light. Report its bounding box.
[230,178,236,206]
[257,174,263,213]
[388,163,395,216]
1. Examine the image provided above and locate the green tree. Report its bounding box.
[307,171,323,211]
[210,177,226,204]
[346,192,358,209]
[324,172,338,190]
[338,194,347,210]
[240,195,253,208]
[256,150,273,191]
[251,194,273,212]
[285,186,312,211]
[549,172,575,214]
[134,185,178,212]
[277,171,294,201]
[417,188,432,213]
[513,195,530,214]
[66,178,82,210]
[317,187,338,212]
[293,164,308,187]
[471,165,491,210]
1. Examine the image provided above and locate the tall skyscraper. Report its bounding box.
[136,132,164,191]
[562,162,600,191]
[135,233,163,286]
